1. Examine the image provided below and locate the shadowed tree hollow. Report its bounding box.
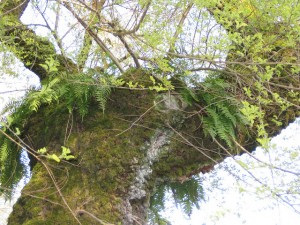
[0,0,300,224]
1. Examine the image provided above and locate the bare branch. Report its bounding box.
[168,3,194,54]
[116,35,141,68]
[113,1,151,36]
[63,2,125,73]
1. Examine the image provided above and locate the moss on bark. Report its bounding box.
[7,86,233,224]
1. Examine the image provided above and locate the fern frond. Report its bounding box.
[149,177,203,222]
[199,75,249,149]
[95,85,111,113]
[202,117,217,139]
[0,136,25,199]
[217,103,237,126]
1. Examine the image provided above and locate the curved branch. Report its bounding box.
[116,35,141,68]
[0,0,77,80]
[113,1,151,36]
[63,2,124,73]
[168,3,193,55]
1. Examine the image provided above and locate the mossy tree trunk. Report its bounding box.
[7,88,231,225]
[1,0,300,224]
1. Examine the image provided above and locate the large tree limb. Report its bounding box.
[1,0,30,19]
[0,0,77,81]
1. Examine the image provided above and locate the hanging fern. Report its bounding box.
[149,176,204,223]
[179,73,248,149]
[0,135,25,199]
[95,84,111,113]
[62,71,112,116]
[199,76,248,149]
[0,69,114,198]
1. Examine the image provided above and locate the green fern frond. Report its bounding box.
[149,177,204,222]
[95,85,111,113]
[217,103,237,126]
[198,74,249,149]
[0,136,25,199]
[180,88,199,106]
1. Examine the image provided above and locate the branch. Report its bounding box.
[113,1,151,36]
[76,0,106,69]
[0,89,28,94]
[168,3,193,54]
[63,2,125,73]
[0,1,77,80]
[35,3,68,63]
[1,0,30,18]
[75,209,114,225]
[267,81,300,91]
[116,34,141,68]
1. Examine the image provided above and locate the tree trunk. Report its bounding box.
[7,88,229,225]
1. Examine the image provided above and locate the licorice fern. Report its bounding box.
[95,84,111,113]
[200,77,248,148]
[0,135,25,199]
[180,74,248,149]
[0,70,112,197]
[61,71,112,116]
[149,176,204,223]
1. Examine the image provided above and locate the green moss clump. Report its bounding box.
[8,85,160,224]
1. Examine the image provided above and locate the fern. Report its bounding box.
[95,85,111,113]
[25,77,60,111]
[0,136,25,199]
[63,71,112,116]
[149,176,204,222]
[196,74,248,149]
[169,177,203,216]
[0,70,115,197]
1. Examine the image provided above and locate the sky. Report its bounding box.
[160,118,300,225]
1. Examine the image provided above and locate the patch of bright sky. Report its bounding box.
[0,55,39,115]
[0,151,31,225]
[161,118,300,225]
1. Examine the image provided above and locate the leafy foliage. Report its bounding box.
[180,74,249,149]
[37,146,75,163]
[200,76,248,149]
[0,68,113,197]
[0,133,25,199]
[149,177,204,223]
[1,0,300,223]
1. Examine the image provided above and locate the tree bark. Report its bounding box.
[7,88,232,224]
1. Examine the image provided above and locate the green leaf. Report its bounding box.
[150,75,156,85]
[59,146,75,160]
[15,127,20,135]
[47,154,61,163]
[37,147,47,154]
